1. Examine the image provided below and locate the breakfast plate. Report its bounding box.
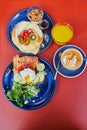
[7,7,54,55]
[2,56,56,110]
[53,45,87,78]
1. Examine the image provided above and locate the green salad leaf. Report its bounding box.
[7,81,40,107]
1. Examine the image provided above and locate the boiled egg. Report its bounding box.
[20,68,36,82]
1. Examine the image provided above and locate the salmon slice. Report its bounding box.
[13,55,38,73]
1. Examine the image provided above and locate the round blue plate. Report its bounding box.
[7,8,54,55]
[2,57,56,110]
[53,45,87,78]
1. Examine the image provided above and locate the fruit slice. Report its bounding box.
[29,33,38,44]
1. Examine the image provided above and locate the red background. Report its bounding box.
[0,0,87,130]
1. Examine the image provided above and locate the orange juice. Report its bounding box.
[52,23,74,45]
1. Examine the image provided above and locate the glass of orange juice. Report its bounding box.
[51,22,74,45]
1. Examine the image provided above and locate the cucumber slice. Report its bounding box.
[37,72,45,83]
[14,73,22,82]
[36,63,45,71]
[32,75,39,84]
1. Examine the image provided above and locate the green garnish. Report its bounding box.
[7,81,40,107]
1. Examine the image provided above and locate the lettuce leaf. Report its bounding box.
[7,81,40,107]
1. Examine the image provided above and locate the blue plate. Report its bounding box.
[2,57,56,110]
[53,45,87,78]
[7,8,54,55]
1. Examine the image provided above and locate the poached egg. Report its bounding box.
[20,68,36,82]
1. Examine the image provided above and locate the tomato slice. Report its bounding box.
[20,29,33,39]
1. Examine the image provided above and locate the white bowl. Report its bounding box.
[27,6,44,23]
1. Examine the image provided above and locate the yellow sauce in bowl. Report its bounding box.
[52,23,74,45]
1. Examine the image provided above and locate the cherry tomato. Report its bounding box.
[20,29,33,39]
[24,31,29,36]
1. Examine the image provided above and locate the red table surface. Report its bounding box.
[0,0,87,130]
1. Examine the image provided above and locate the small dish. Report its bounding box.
[27,6,43,23]
[39,19,49,32]
[53,45,87,78]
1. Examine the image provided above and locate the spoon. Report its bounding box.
[54,52,62,80]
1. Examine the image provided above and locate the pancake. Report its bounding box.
[12,21,43,54]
